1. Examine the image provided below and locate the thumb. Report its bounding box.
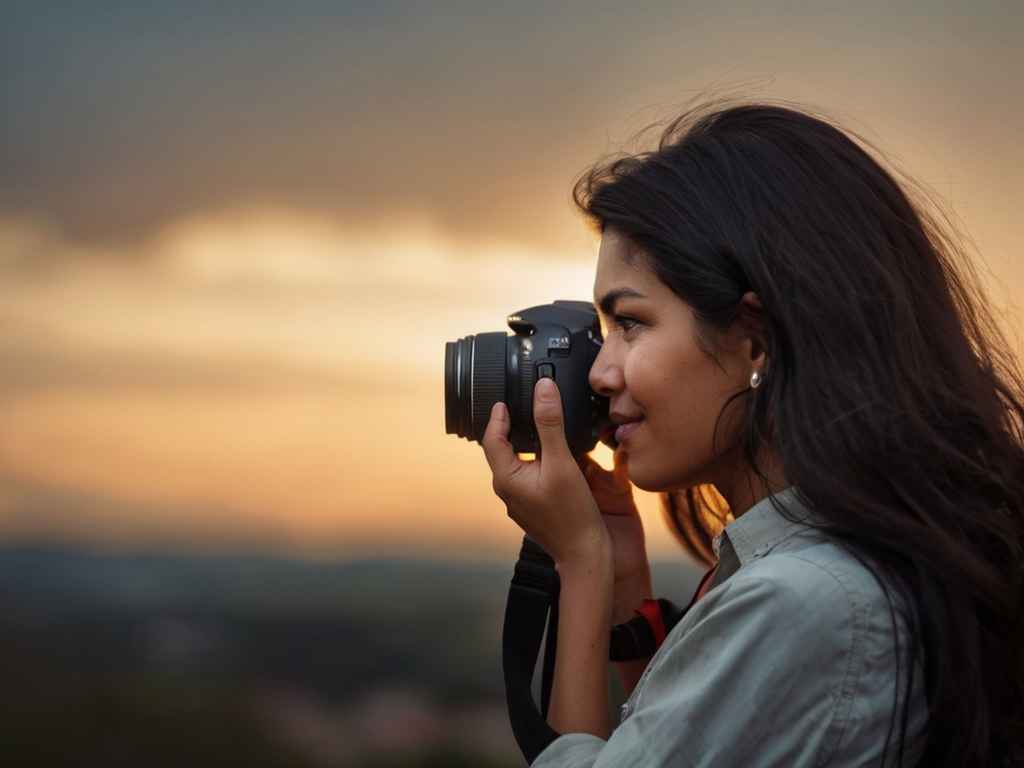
[577,454,608,486]
[533,376,571,464]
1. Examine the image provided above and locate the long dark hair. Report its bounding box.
[573,96,1024,766]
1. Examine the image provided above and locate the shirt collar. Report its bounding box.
[715,486,818,566]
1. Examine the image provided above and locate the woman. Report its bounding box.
[481,99,1024,766]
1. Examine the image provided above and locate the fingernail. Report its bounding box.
[537,377,556,401]
[492,401,507,419]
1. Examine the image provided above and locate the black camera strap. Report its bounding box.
[503,536,686,764]
[503,536,562,764]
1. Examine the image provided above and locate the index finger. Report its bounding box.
[481,401,520,480]
[612,448,630,485]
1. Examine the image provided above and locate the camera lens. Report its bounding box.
[445,332,507,442]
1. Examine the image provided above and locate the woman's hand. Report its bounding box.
[484,377,615,738]
[482,377,610,567]
[576,449,649,586]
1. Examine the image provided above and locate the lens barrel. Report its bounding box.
[445,332,507,441]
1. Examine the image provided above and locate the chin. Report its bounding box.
[625,451,700,494]
[623,458,678,493]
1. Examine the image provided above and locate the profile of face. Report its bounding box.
[589,228,765,494]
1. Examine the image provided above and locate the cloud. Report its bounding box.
[2,2,616,252]
[0,321,419,399]
[5,1,1020,255]
[0,210,597,382]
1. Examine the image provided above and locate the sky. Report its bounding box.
[2,0,1022,561]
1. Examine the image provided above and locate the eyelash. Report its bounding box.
[612,315,641,334]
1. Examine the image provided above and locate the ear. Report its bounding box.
[737,291,767,368]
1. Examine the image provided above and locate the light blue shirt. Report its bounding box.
[531,486,929,767]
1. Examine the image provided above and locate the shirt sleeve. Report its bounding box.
[530,555,858,768]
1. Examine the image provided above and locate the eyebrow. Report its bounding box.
[594,287,647,317]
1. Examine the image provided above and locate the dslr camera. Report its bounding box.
[444,300,614,456]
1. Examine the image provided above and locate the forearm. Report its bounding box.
[549,547,614,738]
[611,568,654,697]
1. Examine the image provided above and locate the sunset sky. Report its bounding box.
[2,1,1021,562]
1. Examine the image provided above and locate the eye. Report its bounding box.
[613,315,641,334]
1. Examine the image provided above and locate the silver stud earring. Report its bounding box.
[750,370,762,389]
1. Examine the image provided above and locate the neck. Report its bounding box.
[715,447,789,519]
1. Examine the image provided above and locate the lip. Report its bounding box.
[614,419,644,444]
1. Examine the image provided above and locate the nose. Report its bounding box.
[589,336,624,397]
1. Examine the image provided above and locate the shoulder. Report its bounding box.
[732,539,928,763]
[698,538,910,701]
[728,536,915,664]
[633,546,862,739]
[730,538,889,624]
[631,537,925,765]
[684,539,876,641]
[669,544,867,687]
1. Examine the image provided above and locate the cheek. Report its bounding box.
[625,346,683,415]
[622,356,655,409]
[635,355,721,446]
[632,368,697,456]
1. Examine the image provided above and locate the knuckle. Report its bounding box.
[508,462,527,480]
[534,412,562,428]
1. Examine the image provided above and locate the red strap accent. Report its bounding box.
[634,563,720,651]
[634,599,667,647]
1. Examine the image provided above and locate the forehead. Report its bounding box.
[593,229,658,301]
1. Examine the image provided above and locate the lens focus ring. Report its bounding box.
[518,358,536,446]
[469,332,507,440]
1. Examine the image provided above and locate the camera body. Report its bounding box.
[445,300,611,456]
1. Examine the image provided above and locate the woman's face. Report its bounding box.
[589,228,758,493]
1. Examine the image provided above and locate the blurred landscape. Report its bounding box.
[0,544,700,766]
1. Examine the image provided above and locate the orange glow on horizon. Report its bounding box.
[0,158,1021,561]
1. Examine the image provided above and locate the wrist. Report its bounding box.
[555,529,613,573]
[611,569,654,625]
[555,535,614,588]
[614,555,653,585]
